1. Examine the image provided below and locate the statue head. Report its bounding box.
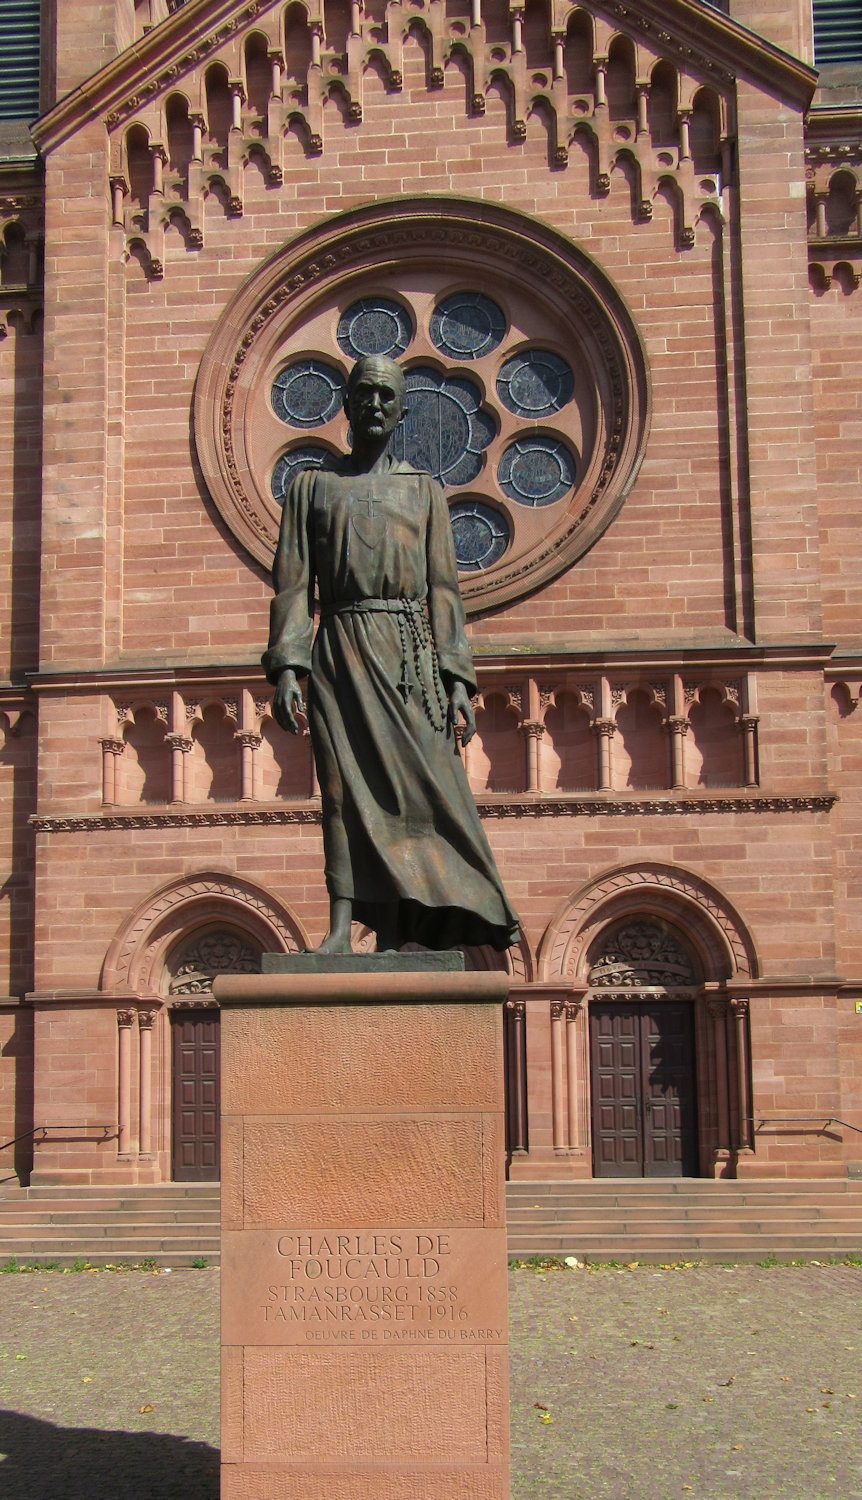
[344,355,406,449]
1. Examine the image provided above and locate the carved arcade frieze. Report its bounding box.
[94,0,739,278]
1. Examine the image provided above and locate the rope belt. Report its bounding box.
[319,597,427,617]
[318,597,447,730]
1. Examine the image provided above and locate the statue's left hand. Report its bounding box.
[272,668,305,734]
[449,680,476,746]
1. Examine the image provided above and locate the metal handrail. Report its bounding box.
[750,1115,862,1136]
[0,1123,116,1153]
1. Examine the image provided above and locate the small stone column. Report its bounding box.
[166,732,192,802]
[100,737,125,804]
[667,715,689,790]
[739,715,759,787]
[731,997,752,1152]
[215,954,511,1500]
[138,1009,156,1158]
[521,719,544,793]
[117,1009,135,1157]
[592,717,615,790]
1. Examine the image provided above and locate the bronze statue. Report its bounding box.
[263,354,519,954]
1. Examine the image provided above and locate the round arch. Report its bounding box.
[537,861,758,983]
[101,871,309,996]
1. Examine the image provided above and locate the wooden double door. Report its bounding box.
[171,1010,220,1181]
[590,999,698,1178]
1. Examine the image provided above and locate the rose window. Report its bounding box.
[266,285,586,575]
[194,201,649,613]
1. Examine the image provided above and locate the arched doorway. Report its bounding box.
[537,863,759,1180]
[100,871,308,1184]
[166,928,262,1182]
[586,918,701,1177]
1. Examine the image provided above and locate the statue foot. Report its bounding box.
[313,932,354,955]
[309,896,354,954]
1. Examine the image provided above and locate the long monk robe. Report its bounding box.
[262,457,520,950]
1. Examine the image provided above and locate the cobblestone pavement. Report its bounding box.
[0,1262,859,1499]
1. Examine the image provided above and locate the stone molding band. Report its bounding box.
[31,794,837,834]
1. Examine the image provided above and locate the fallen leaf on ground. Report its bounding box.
[139,1403,154,1414]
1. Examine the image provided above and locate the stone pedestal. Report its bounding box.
[213,955,511,1500]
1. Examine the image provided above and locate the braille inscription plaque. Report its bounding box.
[222,1226,508,1347]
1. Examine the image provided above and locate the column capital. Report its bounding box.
[592,716,616,738]
[666,715,690,736]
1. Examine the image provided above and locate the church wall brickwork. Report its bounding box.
[1,0,859,1186]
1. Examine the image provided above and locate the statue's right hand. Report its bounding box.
[272,669,304,735]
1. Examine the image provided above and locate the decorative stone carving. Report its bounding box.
[168,930,260,995]
[540,862,759,982]
[31,793,836,835]
[101,871,307,994]
[588,919,697,987]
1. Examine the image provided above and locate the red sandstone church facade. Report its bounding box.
[0,0,860,1190]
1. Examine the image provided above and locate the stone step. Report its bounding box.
[506,1182,862,1206]
[0,1179,859,1267]
[506,1202,862,1224]
[0,1184,222,1267]
[505,1179,862,1257]
[0,1236,220,1267]
[0,1220,222,1239]
[0,1207,222,1226]
[508,1232,862,1261]
[17,1187,219,1202]
[508,1215,862,1237]
[508,1176,858,1190]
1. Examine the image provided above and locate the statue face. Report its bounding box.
[345,357,405,446]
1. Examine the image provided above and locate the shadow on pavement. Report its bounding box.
[0,1409,219,1500]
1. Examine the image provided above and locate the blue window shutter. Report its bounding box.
[814,0,862,65]
[0,0,41,121]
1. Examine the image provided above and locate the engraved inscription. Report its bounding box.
[222,1227,508,1347]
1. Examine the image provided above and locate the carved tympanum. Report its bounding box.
[168,928,261,995]
[588,919,698,987]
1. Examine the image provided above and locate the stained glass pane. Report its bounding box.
[497,349,574,419]
[498,436,576,507]
[272,359,346,427]
[449,501,510,571]
[389,368,494,486]
[271,445,340,503]
[337,298,412,359]
[430,292,506,360]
